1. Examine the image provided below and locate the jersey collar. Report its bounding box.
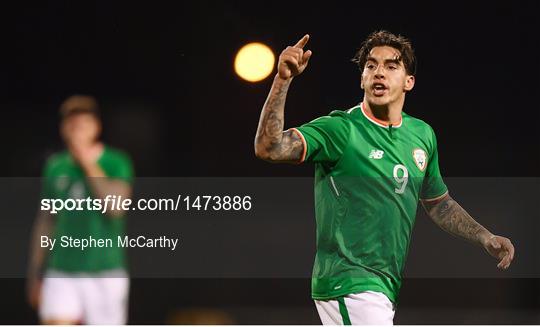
[360,102,403,128]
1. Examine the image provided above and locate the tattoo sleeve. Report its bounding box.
[254,76,305,163]
[422,194,491,246]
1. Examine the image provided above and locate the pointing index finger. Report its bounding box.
[294,34,310,49]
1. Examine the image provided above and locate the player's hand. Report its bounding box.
[277,34,313,80]
[26,277,41,309]
[68,141,100,168]
[482,235,515,270]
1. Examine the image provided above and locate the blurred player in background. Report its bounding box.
[254,31,515,325]
[27,95,134,324]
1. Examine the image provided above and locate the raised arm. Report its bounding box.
[422,194,515,270]
[254,35,312,163]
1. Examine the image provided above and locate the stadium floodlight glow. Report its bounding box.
[234,42,275,82]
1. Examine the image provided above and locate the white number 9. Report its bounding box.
[393,164,408,194]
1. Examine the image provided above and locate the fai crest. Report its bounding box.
[412,148,427,171]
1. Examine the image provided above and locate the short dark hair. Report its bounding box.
[352,30,416,75]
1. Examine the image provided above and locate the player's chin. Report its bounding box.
[366,94,391,106]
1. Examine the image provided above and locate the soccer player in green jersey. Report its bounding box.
[254,31,515,325]
[27,95,134,324]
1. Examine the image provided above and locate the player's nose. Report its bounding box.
[374,66,385,79]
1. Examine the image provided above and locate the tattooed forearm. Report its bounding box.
[254,76,305,163]
[423,195,492,246]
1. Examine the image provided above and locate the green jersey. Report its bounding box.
[42,146,134,272]
[294,103,447,303]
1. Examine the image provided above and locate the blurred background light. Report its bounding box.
[234,42,275,82]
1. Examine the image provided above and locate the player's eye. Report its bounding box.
[366,63,376,69]
[388,64,398,70]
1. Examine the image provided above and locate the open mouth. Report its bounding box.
[372,83,388,96]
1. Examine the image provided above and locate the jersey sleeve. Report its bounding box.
[420,127,448,201]
[292,111,351,164]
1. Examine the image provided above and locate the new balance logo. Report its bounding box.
[369,149,384,159]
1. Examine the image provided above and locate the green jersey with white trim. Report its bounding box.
[294,103,447,303]
[42,146,134,272]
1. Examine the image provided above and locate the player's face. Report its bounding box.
[61,113,101,145]
[361,46,414,107]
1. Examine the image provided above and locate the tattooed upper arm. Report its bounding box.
[256,129,305,164]
[421,192,450,214]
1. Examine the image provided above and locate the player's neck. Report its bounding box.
[362,100,403,125]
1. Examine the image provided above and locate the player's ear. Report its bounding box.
[96,118,102,135]
[94,117,103,140]
[360,73,365,90]
[404,75,415,91]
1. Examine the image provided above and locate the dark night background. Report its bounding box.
[2,0,539,324]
